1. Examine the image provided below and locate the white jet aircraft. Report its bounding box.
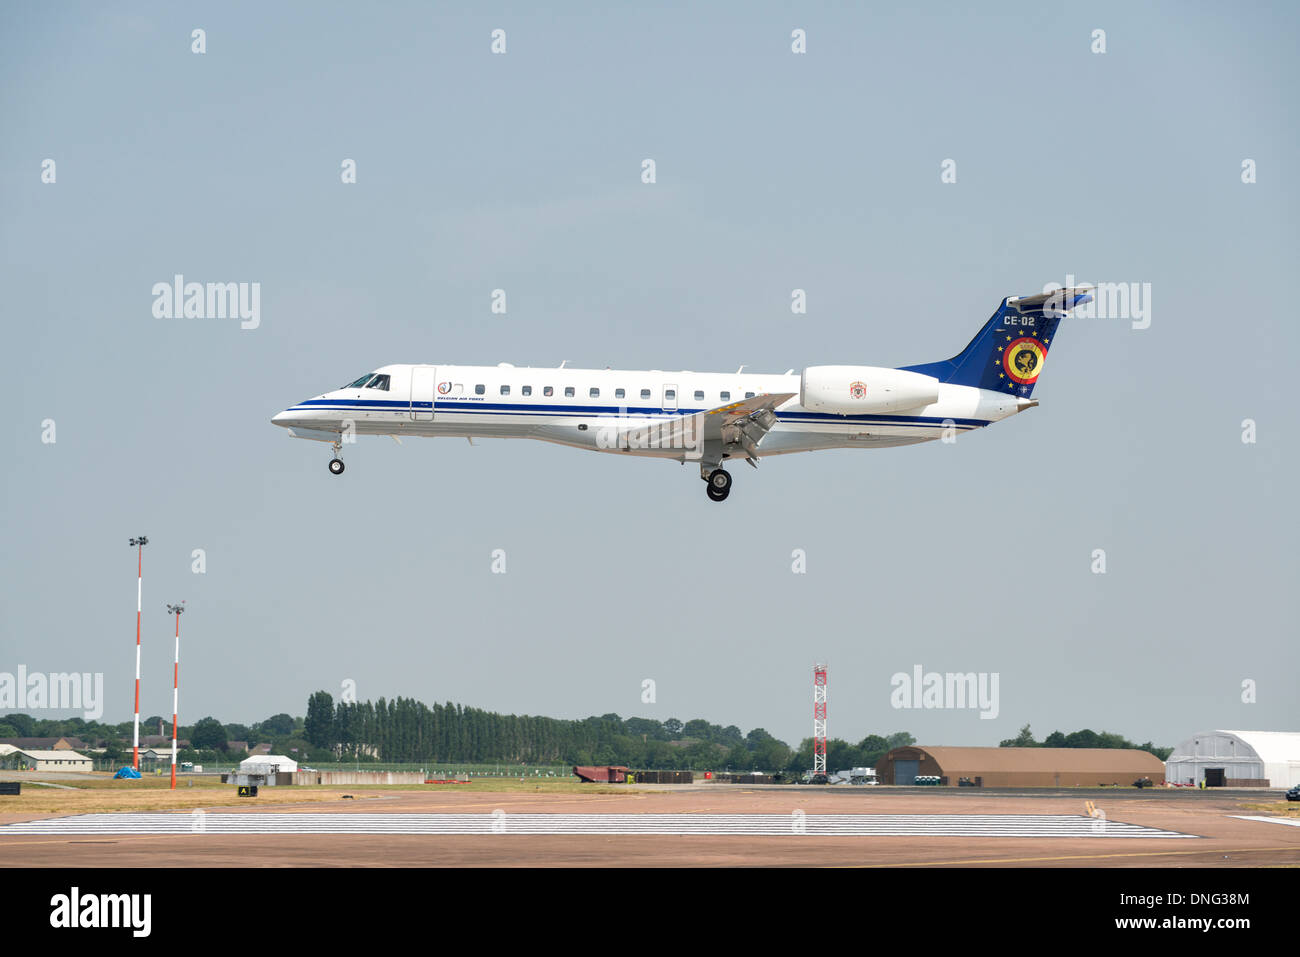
[272,289,1091,502]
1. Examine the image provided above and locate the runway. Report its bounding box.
[0,811,1198,838]
[3,787,1295,867]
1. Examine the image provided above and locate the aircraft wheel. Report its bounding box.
[328,458,345,475]
[706,483,729,502]
[707,468,732,493]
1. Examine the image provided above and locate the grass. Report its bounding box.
[1239,800,1300,818]
[293,778,630,795]
[1,774,361,816]
[0,773,638,816]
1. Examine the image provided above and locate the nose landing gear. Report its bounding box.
[705,468,731,502]
[328,440,345,475]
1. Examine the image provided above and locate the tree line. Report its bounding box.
[999,724,1173,761]
[303,691,924,773]
[0,706,1172,770]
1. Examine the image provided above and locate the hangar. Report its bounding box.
[875,746,1165,787]
[1164,730,1300,788]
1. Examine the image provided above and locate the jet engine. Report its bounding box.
[799,366,940,415]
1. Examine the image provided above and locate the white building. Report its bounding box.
[1165,730,1300,788]
[238,754,298,773]
[0,748,93,772]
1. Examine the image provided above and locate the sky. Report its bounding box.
[2,1,1297,751]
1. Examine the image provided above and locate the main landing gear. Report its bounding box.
[705,468,732,502]
[328,440,345,475]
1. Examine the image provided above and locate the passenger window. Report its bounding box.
[475,384,485,395]
[694,390,704,401]
[721,391,730,400]
[522,386,532,396]
[544,386,554,397]
[565,386,575,397]
[640,389,651,399]
[615,388,625,399]
[590,387,600,398]
[665,389,676,399]
[745,392,755,399]
[500,385,510,395]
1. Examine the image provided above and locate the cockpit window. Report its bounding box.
[366,374,391,391]
[345,373,375,389]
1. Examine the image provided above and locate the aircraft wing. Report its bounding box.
[614,392,796,461]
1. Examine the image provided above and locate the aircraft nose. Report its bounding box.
[271,409,292,427]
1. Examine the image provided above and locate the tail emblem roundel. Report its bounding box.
[1003,338,1046,385]
[849,381,868,400]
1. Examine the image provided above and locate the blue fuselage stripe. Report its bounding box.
[288,399,988,428]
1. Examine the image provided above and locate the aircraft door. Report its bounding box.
[411,366,436,420]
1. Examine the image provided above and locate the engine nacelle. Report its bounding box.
[800,366,940,415]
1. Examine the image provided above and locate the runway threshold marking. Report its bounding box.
[0,812,1198,838]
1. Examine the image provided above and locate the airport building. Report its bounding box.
[1164,730,1300,788]
[0,746,93,772]
[875,746,1165,787]
[239,754,298,773]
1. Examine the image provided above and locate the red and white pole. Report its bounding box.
[129,536,148,770]
[813,663,828,779]
[167,602,184,790]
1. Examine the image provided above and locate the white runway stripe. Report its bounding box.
[0,813,1197,838]
[1230,815,1300,828]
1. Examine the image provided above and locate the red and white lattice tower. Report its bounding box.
[812,663,827,777]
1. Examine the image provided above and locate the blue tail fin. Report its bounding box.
[901,288,1092,397]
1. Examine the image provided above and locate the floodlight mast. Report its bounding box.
[166,602,185,790]
[128,536,149,769]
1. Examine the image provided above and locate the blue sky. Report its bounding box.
[2,1,1297,749]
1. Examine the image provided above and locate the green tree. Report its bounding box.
[191,716,228,751]
[624,717,664,741]
[1065,729,1101,749]
[257,713,295,737]
[305,691,335,748]
[682,719,712,741]
[4,714,35,737]
[885,731,915,750]
[857,734,892,765]
[725,742,752,769]
[1000,723,1037,747]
